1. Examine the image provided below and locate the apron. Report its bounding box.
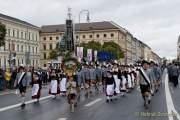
[127,74,132,88]
[121,76,127,91]
[113,75,120,94]
[60,78,67,92]
[50,80,58,94]
[106,84,114,95]
[32,84,39,98]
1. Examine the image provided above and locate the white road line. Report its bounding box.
[0,95,53,112]
[165,70,180,120]
[84,98,102,107]
[57,118,67,120]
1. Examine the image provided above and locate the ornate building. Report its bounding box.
[0,13,40,68]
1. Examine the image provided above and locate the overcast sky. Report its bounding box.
[0,0,180,59]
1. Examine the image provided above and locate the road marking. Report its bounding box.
[165,69,180,120]
[0,95,53,112]
[57,118,67,120]
[84,98,102,107]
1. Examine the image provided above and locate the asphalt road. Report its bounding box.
[0,70,179,120]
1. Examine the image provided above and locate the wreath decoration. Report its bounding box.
[61,57,81,76]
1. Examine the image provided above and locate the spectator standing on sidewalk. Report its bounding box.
[0,68,4,91]
[4,68,12,89]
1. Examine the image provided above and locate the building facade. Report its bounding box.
[177,35,180,61]
[40,21,127,67]
[0,13,40,68]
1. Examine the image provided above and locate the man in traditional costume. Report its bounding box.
[14,65,28,108]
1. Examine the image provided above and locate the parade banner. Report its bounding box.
[94,50,97,61]
[87,49,92,62]
[77,47,83,58]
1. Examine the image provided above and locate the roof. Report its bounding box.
[0,13,39,29]
[41,21,125,33]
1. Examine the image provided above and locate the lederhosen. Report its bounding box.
[139,68,151,94]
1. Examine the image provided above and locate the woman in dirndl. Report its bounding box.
[49,69,60,99]
[31,71,42,102]
[105,70,115,103]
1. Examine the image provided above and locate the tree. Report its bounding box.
[48,50,59,60]
[80,41,102,57]
[101,41,124,59]
[0,22,6,47]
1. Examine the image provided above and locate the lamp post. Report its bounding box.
[78,10,90,45]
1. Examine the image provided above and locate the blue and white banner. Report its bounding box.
[94,50,97,61]
[87,49,92,62]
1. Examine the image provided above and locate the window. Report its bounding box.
[83,35,86,39]
[56,36,59,40]
[44,64,46,67]
[18,59,20,65]
[36,60,38,66]
[17,44,19,52]
[22,59,24,64]
[17,30,19,38]
[96,34,99,38]
[111,33,114,37]
[50,37,52,40]
[8,43,10,50]
[43,37,46,40]
[32,46,34,53]
[33,60,34,66]
[104,34,107,38]
[36,35,38,41]
[36,47,38,53]
[21,45,23,52]
[21,32,23,38]
[44,53,46,59]
[49,44,52,50]
[8,29,10,36]
[12,43,15,51]
[32,34,34,41]
[43,44,46,50]
[28,46,30,52]
[89,35,92,38]
[29,33,31,40]
[76,36,79,39]
[25,32,27,39]
[13,30,15,37]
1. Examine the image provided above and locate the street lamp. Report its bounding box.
[78,10,90,45]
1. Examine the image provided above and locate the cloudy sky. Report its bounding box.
[0,0,180,59]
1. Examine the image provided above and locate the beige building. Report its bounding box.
[40,21,127,67]
[0,13,40,68]
[125,31,133,64]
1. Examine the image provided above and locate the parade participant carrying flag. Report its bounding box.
[31,71,42,102]
[49,69,60,99]
[14,64,28,109]
[138,60,152,109]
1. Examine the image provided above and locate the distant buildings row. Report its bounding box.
[0,13,161,68]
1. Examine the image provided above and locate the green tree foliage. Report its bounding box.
[79,41,124,60]
[48,50,59,60]
[101,41,124,59]
[80,41,102,57]
[0,22,6,47]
